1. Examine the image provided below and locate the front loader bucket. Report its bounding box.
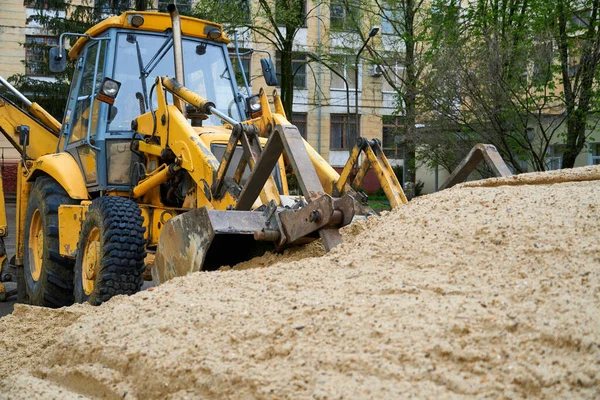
[152,208,273,284]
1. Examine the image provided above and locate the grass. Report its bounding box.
[368,199,391,213]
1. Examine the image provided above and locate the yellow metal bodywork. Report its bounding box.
[69,12,229,60]
[134,77,341,212]
[27,153,89,200]
[0,97,59,158]
[363,145,408,208]
[139,206,179,247]
[28,208,43,281]
[134,78,280,210]
[81,226,101,295]
[132,164,174,199]
[15,164,31,265]
[58,202,182,257]
[335,141,407,209]
[29,103,61,134]
[58,203,89,258]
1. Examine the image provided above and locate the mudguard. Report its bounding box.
[27,153,89,200]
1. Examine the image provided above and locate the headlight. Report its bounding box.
[246,95,261,115]
[129,14,145,28]
[97,78,121,105]
[102,79,119,96]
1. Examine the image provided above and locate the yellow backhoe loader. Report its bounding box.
[0,5,406,306]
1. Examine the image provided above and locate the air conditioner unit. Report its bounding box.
[370,65,383,77]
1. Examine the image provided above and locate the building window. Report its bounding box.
[589,143,600,165]
[381,8,402,35]
[571,10,591,29]
[382,59,404,92]
[330,0,359,31]
[330,55,357,89]
[25,35,58,76]
[292,113,307,139]
[546,144,566,170]
[382,116,405,159]
[330,114,358,150]
[24,0,49,8]
[275,0,307,27]
[229,48,251,88]
[276,52,307,89]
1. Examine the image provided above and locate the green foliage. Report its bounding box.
[414,180,424,196]
[6,75,70,118]
[192,0,311,118]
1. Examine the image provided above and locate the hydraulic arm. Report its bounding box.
[0,77,60,158]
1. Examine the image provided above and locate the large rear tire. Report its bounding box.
[73,196,146,305]
[24,176,78,307]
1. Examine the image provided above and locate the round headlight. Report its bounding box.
[102,79,120,97]
[248,95,261,112]
[131,14,145,28]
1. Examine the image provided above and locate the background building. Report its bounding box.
[1,0,598,196]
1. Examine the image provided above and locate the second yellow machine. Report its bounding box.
[0,5,406,306]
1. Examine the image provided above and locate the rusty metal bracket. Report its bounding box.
[439,144,512,190]
[277,194,356,245]
[236,124,348,251]
[211,124,280,206]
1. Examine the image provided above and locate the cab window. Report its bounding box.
[69,41,107,144]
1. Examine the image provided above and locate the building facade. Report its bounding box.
[1,0,598,195]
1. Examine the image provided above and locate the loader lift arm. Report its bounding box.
[131,76,359,282]
[335,137,408,209]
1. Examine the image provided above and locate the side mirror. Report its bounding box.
[17,125,30,146]
[97,78,121,105]
[49,47,67,73]
[107,106,118,124]
[260,58,278,87]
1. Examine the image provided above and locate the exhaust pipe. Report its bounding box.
[168,3,186,117]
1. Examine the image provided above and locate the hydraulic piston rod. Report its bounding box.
[161,76,239,125]
[0,76,61,133]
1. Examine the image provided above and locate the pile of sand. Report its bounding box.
[1,166,599,399]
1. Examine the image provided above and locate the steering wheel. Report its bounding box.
[227,98,240,120]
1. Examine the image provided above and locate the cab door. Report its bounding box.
[61,39,108,189]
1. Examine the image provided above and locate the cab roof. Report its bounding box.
[69,11,229,60]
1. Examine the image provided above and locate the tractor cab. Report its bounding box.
[53,12,247,193]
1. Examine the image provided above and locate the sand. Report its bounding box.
[1,166,599,399]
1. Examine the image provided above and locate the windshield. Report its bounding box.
[110,32,243,131]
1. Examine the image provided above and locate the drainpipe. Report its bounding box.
[316,3,322,153]
[168,4,186,118]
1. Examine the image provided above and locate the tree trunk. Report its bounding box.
[279,42,294,119]
[135,0,147,11]
[403,0,418,196]
[557,0,600,168]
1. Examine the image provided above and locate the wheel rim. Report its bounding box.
[28,209,44,282]
[82,227,101,296]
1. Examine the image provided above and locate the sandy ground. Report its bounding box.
[1,166,599,399]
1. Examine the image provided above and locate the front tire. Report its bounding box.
[74,196,146,305]
[24,176,78,307]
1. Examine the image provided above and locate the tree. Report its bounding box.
[416,0,578,174]
[334,0,436,195]
[193,0,323,118]
[556,0,600,168]
[413,0,600,174]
